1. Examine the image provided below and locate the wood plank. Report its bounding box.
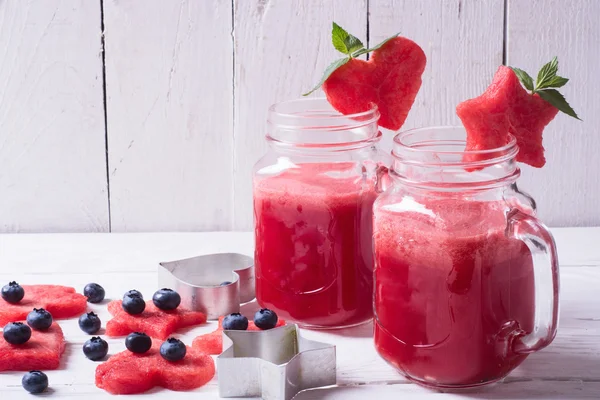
[369,0,504,151]
[0,0,108,233]
[103,0,233,232]
[507,0,600,227]
[232,0,368,230]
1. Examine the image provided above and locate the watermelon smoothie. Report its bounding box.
[373,126,559,387]
[253,98,387,329]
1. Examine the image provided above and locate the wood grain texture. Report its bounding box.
[369,0,505,151]
[103,0,233,232]
[507,0,600,227]
[232,0,368,230]
[0,229,598,398]
[0,0,108,232]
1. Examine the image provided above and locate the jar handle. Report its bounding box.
[505,208,560,354]
[375,165,391,193]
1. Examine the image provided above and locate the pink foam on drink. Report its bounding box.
[373,199,535,386]
[254,162,378,328]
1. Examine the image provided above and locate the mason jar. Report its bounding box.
[253,98,390,329]
[373,126,559,387]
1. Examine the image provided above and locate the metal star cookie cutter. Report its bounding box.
[158,253,255,320]
[217,324,336,400]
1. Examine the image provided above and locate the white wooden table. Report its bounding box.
[0,229,598,399]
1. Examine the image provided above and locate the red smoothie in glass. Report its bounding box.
[254,162,377,328]
[373,199,535,386]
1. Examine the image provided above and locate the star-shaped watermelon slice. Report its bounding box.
[95,341,215,394]
[0,322,65,371]
[105,300,207,340]
[0,285,87,326]
[457,59,579,168]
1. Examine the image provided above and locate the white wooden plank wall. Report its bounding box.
[0,0,598,232]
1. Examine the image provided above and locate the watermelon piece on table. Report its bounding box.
[323,36,426,131]
[192,316,286,355]
[0,285,87,326]
[105,300,207,340]
[456,66,559,167]
[0,322,65,371]
[95,341,215,394]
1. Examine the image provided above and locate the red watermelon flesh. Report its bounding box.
[105,300,207,340]
[323,36,426,131]
[0,322,65,371]
[456,66,559,167]
[95,341,215,394]
[0,285,87,326]
[192,316,286,355]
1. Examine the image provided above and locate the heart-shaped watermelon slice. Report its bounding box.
[457,58,579,168]
[304,23,426,131]
[95,341,215,394]
[0,285,87,326]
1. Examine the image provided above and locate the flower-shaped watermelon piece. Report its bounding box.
[105,300,207,340]
[0,285,87,326]
[0,322,65,371]
[95,341,215,394]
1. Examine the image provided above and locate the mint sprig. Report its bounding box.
[510,57,580,120]
[303,22,399,96]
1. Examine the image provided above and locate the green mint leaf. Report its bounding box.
[353,32,400,57]
[545,75,569,88]
[510,67,534,91]
[344,34,364,54]
[535,56,559,90]
[537,89,581,120]
[302,57,350,96]
[331,22,351,54]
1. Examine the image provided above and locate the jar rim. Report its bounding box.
[268,97,379,123]
[393,126,519,168]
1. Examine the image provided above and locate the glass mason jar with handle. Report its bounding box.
[373,126,559,388]
[253,98,390,329]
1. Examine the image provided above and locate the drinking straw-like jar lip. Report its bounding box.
[267,98,381,148]
[393,126,519,166]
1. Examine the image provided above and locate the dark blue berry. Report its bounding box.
[3,322,32,345]
[26,308,53,331]
[78,312,101,334]
[22,370,48,394]
[83,336,109,361]
[160,338,186,362]
[152,288,181,311]
[122,290,146,315]
[254,308,279,330]
[2,281,25,304]
[125,332,152,354]
[222,313,249,330]
[219,281,232,286]
[84,283,105,303]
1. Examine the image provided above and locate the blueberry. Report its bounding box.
[254,308,279,330]
[125,332,152,354]
[22,370,48,394]
[122,290,146,315]
[84,283,105,303]
[222,313,249,330]
[152,288,181,311]
[26,308,53,331]
[160,338,186,362]
[78,312,102,334]
[1,281,25,304]
[219,281,232,286]
[3,322,32,345]
[83,336,109,361]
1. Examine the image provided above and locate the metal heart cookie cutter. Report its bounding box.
[218,324,336,400]
[158,253,255,320]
